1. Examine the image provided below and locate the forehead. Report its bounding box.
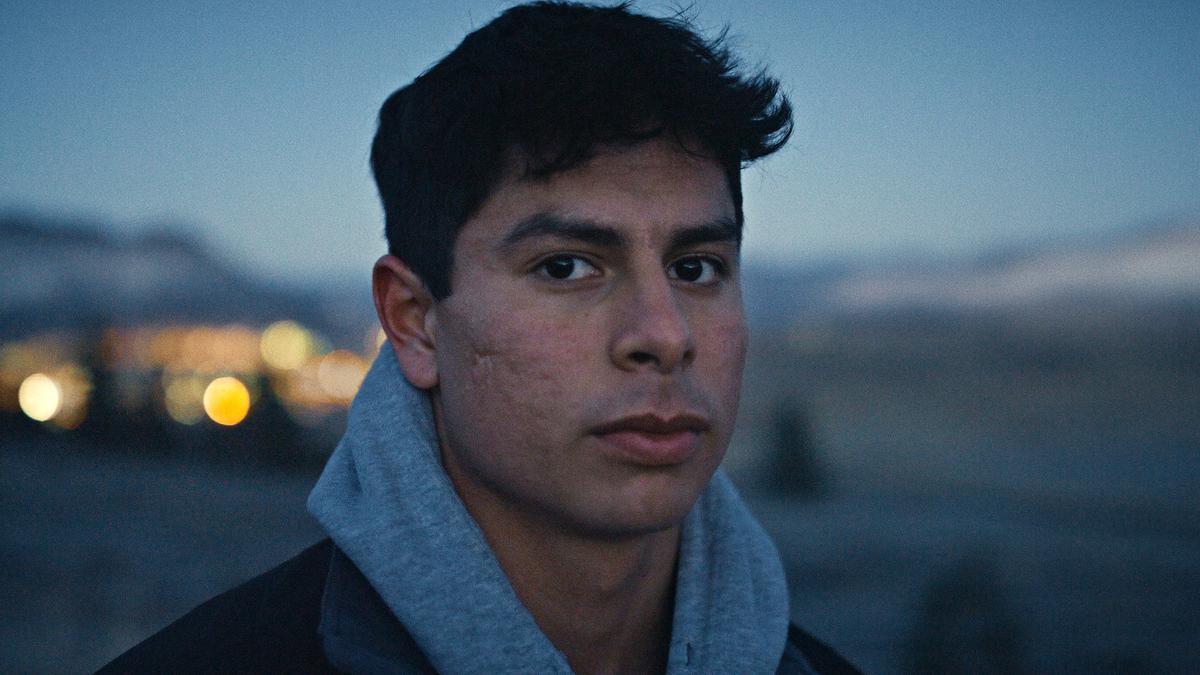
[457,138,735,251]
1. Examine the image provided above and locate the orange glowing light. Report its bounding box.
[202,376,251,426]
[46,364,91,429]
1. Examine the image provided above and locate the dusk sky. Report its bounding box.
[3,0,1197,285]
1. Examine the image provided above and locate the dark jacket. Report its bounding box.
[99,539,861,674]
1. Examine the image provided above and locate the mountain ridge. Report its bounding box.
[4,211,1197,340]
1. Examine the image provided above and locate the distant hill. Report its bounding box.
[0,213,373,343]
[743,219,1200,326]
[829,220,1200,311]
[4,211,1197,341]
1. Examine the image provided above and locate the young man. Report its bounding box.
[102,3,858,673]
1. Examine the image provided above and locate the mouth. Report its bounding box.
[589,413,711,466]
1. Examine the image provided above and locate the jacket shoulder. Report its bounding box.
[778,622,863,675]
[97,539,337,674]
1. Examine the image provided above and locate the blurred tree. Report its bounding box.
[241,378,306,469]
[764,399,825,497]
[78,325,118,443]
[905,555,1023,675]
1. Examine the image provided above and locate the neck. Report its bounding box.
[439,454,679,674]
[489,516,679,675]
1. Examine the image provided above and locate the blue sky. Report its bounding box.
[2,0,1197,284]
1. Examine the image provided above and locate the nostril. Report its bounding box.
[630,351,656,365]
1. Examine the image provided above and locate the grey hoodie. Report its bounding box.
[308,344,793,673]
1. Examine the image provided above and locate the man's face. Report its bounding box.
[428,137,746,537]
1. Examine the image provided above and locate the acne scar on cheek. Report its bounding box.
[469,344,500,374]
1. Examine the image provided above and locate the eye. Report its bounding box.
[667,256,724,284]
[536,254,600,281]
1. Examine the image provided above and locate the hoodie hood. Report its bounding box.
[308,344,791,673]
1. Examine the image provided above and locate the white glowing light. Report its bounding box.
[18,373,61,422]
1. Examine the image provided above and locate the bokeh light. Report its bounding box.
[150,325,260,374]
[1,337,76,413]
[202,376,251,426]
[2,323,365,430]
[260,320,314,370]
[164,375,207,425]
[18,373,61,422]
[47,364,92,430]
[316,350,369,404]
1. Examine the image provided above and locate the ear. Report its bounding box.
[372,255,439,389]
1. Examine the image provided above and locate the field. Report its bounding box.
[2,304,1198,673]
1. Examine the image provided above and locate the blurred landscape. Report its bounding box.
[2,212,1198,673]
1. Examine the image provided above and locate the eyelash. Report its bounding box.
[535,254,600,281]
[668,255,727,284]
[532,254,728,285]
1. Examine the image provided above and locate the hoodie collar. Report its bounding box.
[308,345,790,673]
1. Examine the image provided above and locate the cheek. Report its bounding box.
[698,308,747,371]
[438,307,585,435]
[714,318,748,370]
[696,313,748,421]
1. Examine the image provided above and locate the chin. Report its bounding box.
[572,472,710,538]
[572,512,687,540]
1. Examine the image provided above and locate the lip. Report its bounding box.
[590,413,710,466]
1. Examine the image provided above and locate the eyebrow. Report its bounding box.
[500,213,741,253]
[501,213,623,249]
[668,217,741,251]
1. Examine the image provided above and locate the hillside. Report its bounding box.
[0,213,374,344]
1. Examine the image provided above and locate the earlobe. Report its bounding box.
[372,255,439,389]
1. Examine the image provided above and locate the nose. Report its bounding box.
[609,274,695,374]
